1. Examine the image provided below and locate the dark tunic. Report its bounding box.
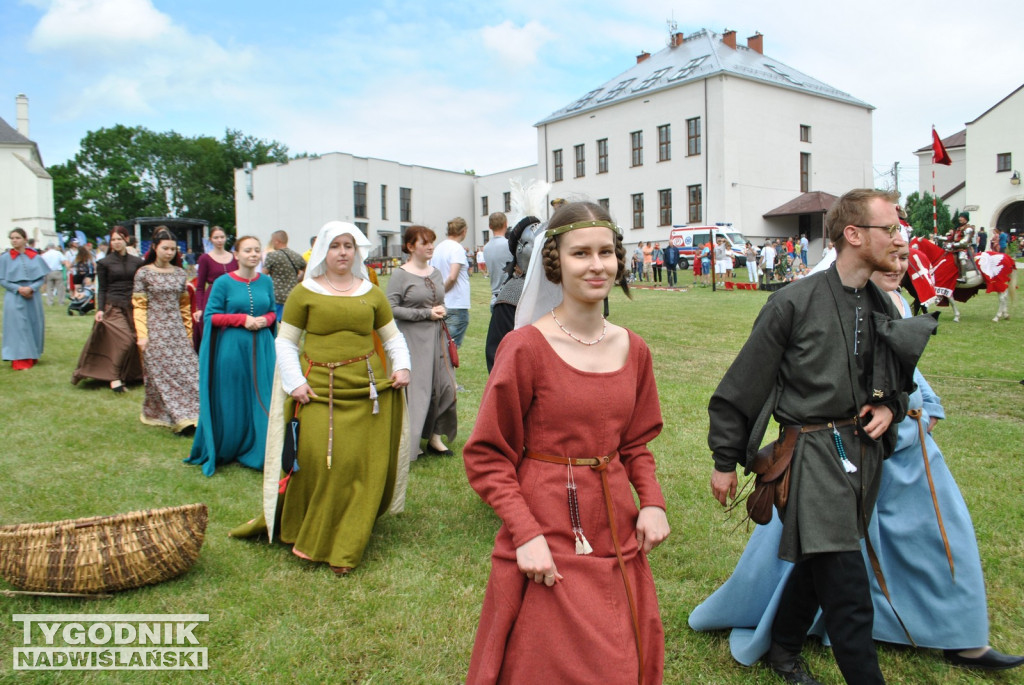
[708,266,909,562]
[71,251,145,384]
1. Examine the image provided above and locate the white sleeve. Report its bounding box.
[275,322,307,393]
[377,320,411,372]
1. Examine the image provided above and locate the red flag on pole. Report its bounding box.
[932,127,952,166]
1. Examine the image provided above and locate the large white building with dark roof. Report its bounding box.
[1,95,55,243]
[533,28,874,249]
[236,28,875,256]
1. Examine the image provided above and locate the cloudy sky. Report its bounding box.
[2,0,1021,195]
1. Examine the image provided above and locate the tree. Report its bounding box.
[903,191,953,237]
[47,126,289,240]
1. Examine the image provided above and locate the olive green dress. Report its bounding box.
[277,285,405,568]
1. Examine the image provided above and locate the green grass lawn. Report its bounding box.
[1,275,1022,684]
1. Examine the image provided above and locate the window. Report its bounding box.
[598,198,610,212]
[687,184,702,223]
[355,221,368,236]
[800,125,811,143]
[400,187,412,222]
[997,153,1012,172]
[668,55,709,82]
[632,193,644,229]
[380,185,387,220]
[574,144,585,178]
[597,138,608,173]
[658,124,671,162]
[630,131,643,167]
[800,153,811,192]
[659,189,672,226]
[633,67,671,92]
[503,191,511,212]
[687,117,701,156]
[353,181,367,218]
[597,79,635,102]
[481,196,489,216]
[482,230,490,244]
[553,149,563,182]
[566,88,603,112]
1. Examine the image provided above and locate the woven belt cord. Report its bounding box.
[305,351,373,469]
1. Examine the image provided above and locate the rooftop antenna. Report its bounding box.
[666,17,678,47]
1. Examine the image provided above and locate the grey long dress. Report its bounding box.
[386,267,457,459]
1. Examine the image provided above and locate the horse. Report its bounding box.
[906,236,984,321]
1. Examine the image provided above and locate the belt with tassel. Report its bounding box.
[523,449,645,685]
[304,350,378,470]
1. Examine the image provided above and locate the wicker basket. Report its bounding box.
[0,503,207,594]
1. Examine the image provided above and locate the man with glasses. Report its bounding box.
[705,189,933,684]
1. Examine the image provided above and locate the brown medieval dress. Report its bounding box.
[464,326,667,685]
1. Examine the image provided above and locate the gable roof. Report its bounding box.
[536,29,873,126]
[0,115,32,145]
[967,82,1024,126]
[914,128,966,154]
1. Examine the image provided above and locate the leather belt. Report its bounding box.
[799,417,858,433]
[523,449,645,685]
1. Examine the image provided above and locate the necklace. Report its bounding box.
[324,272,357,293]
[550,308,608,346]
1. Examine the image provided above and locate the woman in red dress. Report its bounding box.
[192,226,237,349]
[463,202,670,684]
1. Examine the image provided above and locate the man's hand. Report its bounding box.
[859,404,894,440]
[711,469,738,506]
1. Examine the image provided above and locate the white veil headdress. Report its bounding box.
[304,221,371,284]
[514,218,623,329]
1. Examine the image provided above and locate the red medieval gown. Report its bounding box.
[463,325,667,685]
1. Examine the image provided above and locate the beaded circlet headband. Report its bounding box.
[544,219,621,239]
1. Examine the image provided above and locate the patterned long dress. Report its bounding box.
[132,267,200,433]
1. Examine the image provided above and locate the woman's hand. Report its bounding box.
[243,315,265,331]
[137,338,148,353]
[192,309,203,323]
[516,535,562,587]
[927,416,938,434]
[17,286,33,299]
[390,369,410,388]
[290,383,317,404]
[430,305,446,320]
[94,310,104,323]
[635,506,670,554]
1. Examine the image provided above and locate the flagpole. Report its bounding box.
[932,125,938,235]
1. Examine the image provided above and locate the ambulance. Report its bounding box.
[668,224,750,269]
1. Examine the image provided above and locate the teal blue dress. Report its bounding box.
[187,272,276,476]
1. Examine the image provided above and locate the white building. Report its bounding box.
[915,84,1024,237]
[0,95,56,244]
[236,153,477,257]
[235,28,875,255]
[534,29,874,251]
[913,130,967,211]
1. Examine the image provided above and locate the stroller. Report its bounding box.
[68,284,96,316]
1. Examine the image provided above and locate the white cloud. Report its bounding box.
[26,0,256,121]
[480,20,554,69]
[28,0,172,53]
